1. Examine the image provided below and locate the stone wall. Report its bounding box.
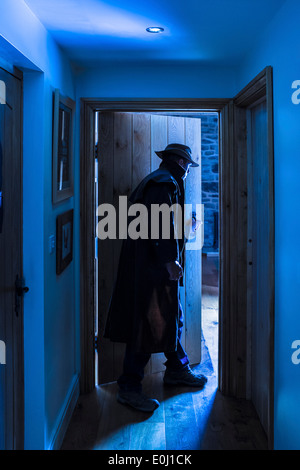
[200,113,219,252]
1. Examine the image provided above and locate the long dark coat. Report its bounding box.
[104,164,185,354]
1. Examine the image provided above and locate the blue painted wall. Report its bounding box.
[75,60,237,99]
[237,0,300,450]
[0,0,78,450]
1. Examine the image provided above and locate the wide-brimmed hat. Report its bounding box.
[155,143,199,167]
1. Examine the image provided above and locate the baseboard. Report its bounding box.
[48,374,80,450]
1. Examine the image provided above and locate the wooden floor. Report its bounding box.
[61,255,267,450]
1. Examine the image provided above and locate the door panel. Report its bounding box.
[112,113,133,380]
[248,99,271,434]
[0,66,23,449]
[97,112,202,384]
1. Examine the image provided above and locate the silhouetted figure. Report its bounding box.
[104,143,207,412]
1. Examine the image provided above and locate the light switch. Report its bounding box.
[49,235,56,254]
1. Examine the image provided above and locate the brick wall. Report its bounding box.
[200,113,219,252]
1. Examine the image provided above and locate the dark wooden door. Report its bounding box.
[97,112,202,384]
[220,67,274,447]
[247,99,272,436]
[0,66,23,450]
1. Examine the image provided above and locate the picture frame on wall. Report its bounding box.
[56,209,74,275]
[52,89,75,204]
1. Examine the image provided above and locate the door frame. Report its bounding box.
[80,98,229,393]
[79,75,274,447]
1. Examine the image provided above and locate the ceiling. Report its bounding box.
[24,0,286,66]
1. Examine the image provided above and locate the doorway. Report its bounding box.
[93,111,218,386]
[80,99,227,395]
[80,71,274,447]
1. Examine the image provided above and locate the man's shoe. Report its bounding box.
[163,366,207,388]
[117,390,160,413]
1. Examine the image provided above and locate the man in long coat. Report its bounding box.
[104,143,207,412]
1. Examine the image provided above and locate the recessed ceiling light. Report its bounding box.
[146,27,164,33]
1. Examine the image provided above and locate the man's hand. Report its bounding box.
[165,261,183,281]
[192,216,201,232]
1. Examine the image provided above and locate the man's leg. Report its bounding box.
[163,307,207,388]
[164,340,189,371]
[117,344,151,393]
[117,344,160,412]
[164,307,189,371]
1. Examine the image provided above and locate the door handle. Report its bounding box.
[15,275,29,296]
[15,275,29,316]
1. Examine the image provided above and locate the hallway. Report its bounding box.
[61,256,267,451]
[2,0,300,451]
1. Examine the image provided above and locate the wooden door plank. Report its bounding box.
[246,108,254,400]
[112,113,133,380]
[167,115,185,145]
[219,101,234,395]
[113,112,133,266]
[250,101,270,434]
[150,114,167,171]
[132,113,151,188]
[184,117,202,365]
[97,112,115,384]
[234,105,248,397]
[227,102,238,397]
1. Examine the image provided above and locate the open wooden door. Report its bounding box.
[220,67,274,447]
[246,97,274,441]
[0,66,24,450]
[97,112,201,384]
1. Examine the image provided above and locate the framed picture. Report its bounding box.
[56,209,73,275]
[52,89,75,204]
